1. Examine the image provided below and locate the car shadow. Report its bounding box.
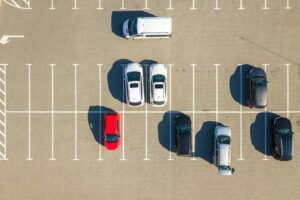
[250,112,280,155]
[195,121,221,164]
[107,59,132,104]
[140,59,158,104]
[111,11,156,37]
[229,64,254,107]
[88,105,115,146]
[158,111,181,152]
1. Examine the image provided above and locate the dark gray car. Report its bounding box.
[247,67,268,108]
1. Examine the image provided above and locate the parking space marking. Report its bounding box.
[50,64,56,161]
[97,0,104,10]
[143,0,150,10]
[214,0,221,10]
[262,0,270,10]
[167,64,173,161]
[49,0,55,10]
[191,64,197,160]
[120,64,126,161]
[97,64,103,161]
[73,64,79,161]
[190,0,197,10]
[285,0,292,9]
[144,64,149,161]
[167,0,173,10]
[26,64,33,161]
[215,64,220,122]
[0,64,8,160]
[286,64,290,118]
[238,65,244,161]
[72,0,79,10]
[238,0,245,10]
[120,0,126,9]
[263,64,269,161]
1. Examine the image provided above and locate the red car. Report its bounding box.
[103,112,120,151]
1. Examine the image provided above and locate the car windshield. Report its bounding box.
[106,134,118,143]
[219,165,231,171]
[130,83,139,88]
[252,77,267,86]
[152,74,165,83]
[127,72,140,82]
[217,135,230,145]
[278,128,292,136]
[128,17,137,36]
[176,124,191,133]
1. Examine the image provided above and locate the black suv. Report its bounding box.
[271,116,294,161]
[174,113,192,156]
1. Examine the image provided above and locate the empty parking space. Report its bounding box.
[289,65,300,111]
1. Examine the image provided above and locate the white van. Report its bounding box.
[123,17,172,39]
[213,125,235,176]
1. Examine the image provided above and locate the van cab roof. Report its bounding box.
[137,17,172,35]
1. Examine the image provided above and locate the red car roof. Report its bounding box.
[105,114,118,134]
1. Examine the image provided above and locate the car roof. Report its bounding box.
[137,17,172,34]
[219,144,230,166]
[178,133,191,155]
[105,114,118,134]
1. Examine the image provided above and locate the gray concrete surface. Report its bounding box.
[0,0,300,200]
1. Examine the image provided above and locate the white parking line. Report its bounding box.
[73,64,79,161]
[238,64,244,161]
[167,0,173,10]
[97,0,103,10]
[263,63,269,161]
[143,0,150,10]
[120,0,126,9]
[0,64,8,160]
[97,64,103,161]
[285,0,291,9]
[214,0,221,10]
[167,64,173,161]
[238,0,245,10]
[190,0,197,10]
[191,64,197,160]
[50,64,56,161]
[262,0,269,10]
[214,64,220,122]
[49,0,55,10]
[144,65,149,161]
[72,0,78,10]
[26,64,33,161]
[120,64,126,161]
[286,64,290,118]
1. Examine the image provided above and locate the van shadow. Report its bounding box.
[157,111,179,152]
[88,105,115,146]
[140,59,158,104]
[229,64,254,107]
[195,121,221,164]
[111,11,156,37]
[107,59,132,104]
[250,112,280,155]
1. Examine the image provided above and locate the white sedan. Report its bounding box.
[149,64,167,107]
[124,63,144,107]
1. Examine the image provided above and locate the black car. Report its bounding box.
[174,113,192,156]
[247,67,268,109]
[271,116,294,161]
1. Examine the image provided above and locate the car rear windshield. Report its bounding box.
[278,128,292,136]
[154,84,164,89]
[153,74,165,83]
[128,17,137,35]
[252,77,267,86]
[219,165,231,171]
[127,72,140,82]
[217,135,230,145]
[130,83,139,88]
[106,134,118,143]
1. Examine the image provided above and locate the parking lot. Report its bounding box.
[0,0,300,200]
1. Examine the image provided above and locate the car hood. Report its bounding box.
[254,85,267,107]
[123,19,130,38]
[281,134,293,158]
[105,141,119,151]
